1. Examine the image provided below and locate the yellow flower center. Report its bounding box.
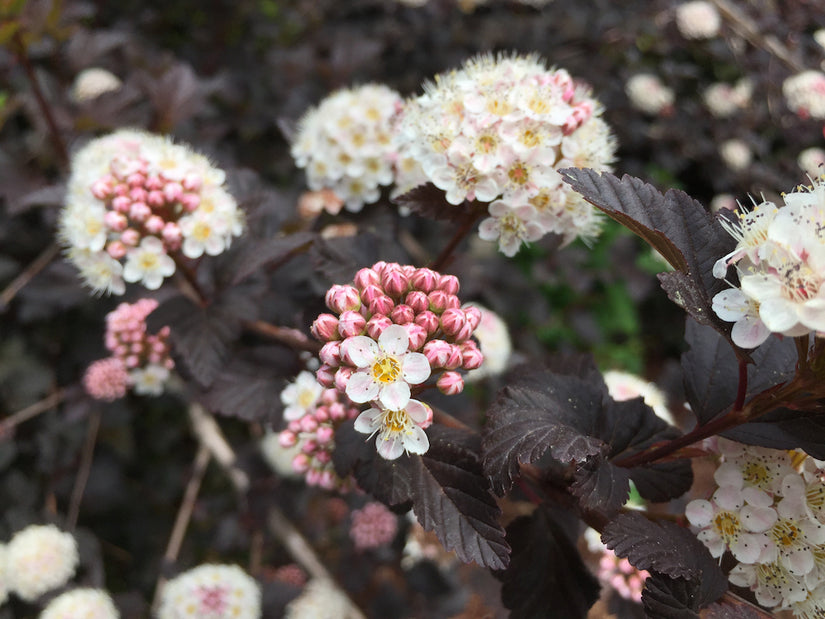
[139,252,159,270]
[381,408,409,433]
[372,355,401,384]
[192,221,212,242]
[773,519,802,548]
[714,511,741,541]
[508,163,529,185]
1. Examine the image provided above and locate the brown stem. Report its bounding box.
[67,409,101,530]
[12,31,69,166]
[733,358,748,412]
[429,207,483,272]
[171,254,209,307]
[431,406,473,432]
[244,319,321,354]
[0,387,76,438]
[0,243,60,312]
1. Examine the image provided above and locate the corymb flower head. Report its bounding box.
[350,502,399,550]
[40,588,120,619]
[6,524,79,602]
[158,563,261,619]
[291,84,403,212]
[712,179,825,346]
[59,129,243,295]
[625,73,674,116]
[397,52,616,254]
[783,70,825,120]
[675,1,721,40]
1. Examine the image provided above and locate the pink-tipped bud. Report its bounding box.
[129,201,151,222]
[127,172,145,187]
[106,241,127,259]
[455,322,475,342]
[306,468,321,485]
[129,187,148,203]
[405,324,428,351]
[360,284,383,307]
[91,180,113,199]
[414,310,439,335]
[366,314,393,340]
[461,340,484,370]
[428,290,453,314]
[287,420,302,433]
[318,469,336,489]
[125,355,140,368]
[405,291,429,313]
[316,425,335,444]
[440,308,467,338]
[328,402,347,421]
[163,182,184,203]
[145,174,163,190]
[144,215,165,234]
[300,416,319,433]
[411,268,439,293]
[112,195,132,213]
[147,190,165,207]
[113,183,129,197]
[424,339,453,368]
[315,450,332,464]
[311,313,340,342]
[437,274,460,295]
[302,440,318,454]
[162,222,182,246]
[381,267,409,298]
[180,193,201,212]
[326,284,361,313]
[316,364,335,388]
[437,371,464,395]
[121,228,140,246]
[130,342,144,354]
[464,306,482,330]
[371,261,388,276]
[338,310,366,338]
[390,304,415,325]
[279,430,298,448]
[368,295,395,317]
[319,341,342,367]
[315,405,330,422]
[334,367,353,392]
[183,173,202,192]
[292,453,310,474]
[104,211,127,232]
[353,267,380,291]
[419,402,434,429]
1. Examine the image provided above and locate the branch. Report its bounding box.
[429,207,484,272]
[0,386,77,439]
[243,320,321,354]
[0,243,60,312]
[67,409,101,530]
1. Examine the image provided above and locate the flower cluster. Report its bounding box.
[603,369,675,426]
[40,588,120,619]
[464,304,512,382]
[277,373,360,490]
[686,439,825,616]
[157,564,261,619]
[584,528,649,603]
[310,262,483,460]
[60,129,243,295]
[83,298,174,399]
[799,147,825,178]
[396,53,616,254]
[720,138,752,172]
[4,524,78,602]
[675,1,721,40]
[70,67,122,103]
[711,179,825,348]
[783,71,825,120]
[284,578,359,619]
[291,84,404,212]
[625,73,675,116]
[703,78,753,118]
[349,502,398,551]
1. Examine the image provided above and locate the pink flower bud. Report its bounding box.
[437,274,460,295]
[279,431,298,447]
[411,268,438,293]
[300,416,319,433]
[316,364,335,388]
[104,210,127,232]
[390,304,415,325]
[338,310,366,338]
[360,284,384,307]
[311,313,340,342]
[419,402,433,429]
[440,308,467,338]
[328,402,347,421]
[125,355,140,368]
[428,290,452,313]
[405,324,428,350]
[316,426,335,444]
[371,261,388,276]
[381,267,409,298]
[461,340,484,370]
[180,193,200,211]
[306,468,321,485]
[315,450,332,464]
[130,342,143,354]
[319,470,336,489]
[366,314,393,340]
[437,371,464,395]
[455,322,475,342]
[163,182,184,203]
[129,201,151,222]
[405,290,429,313]
[106,241,127,259]
[121,229,140,246]
[424,339,453,368]
[413,310,438,335]
[315,406,330,422]
[464,306,482,330]
[334,367,353,392]
[302,439,318,454]
[91,180,112,199]
[162,222,182,246]
[183,173,202,192]
[353,267,380,291]
[326,284,361,313]
[319,341,342,367]
[368,295,395,317]
[113,183,129,197]
[129,187,148,203]
[147,190,165,207]
[143,215,164,234]
[288,420,302,433]
[145,174,163,191]
[112,195,132,213]
[292,453,310,474]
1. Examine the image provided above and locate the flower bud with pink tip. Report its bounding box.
[410,268,439,293]
[368,294,395,317]
[460,340,484,370]
[437,274,460,295]
[366,314,393,340]
[326,284,361,314]
[319,342,342,367]
[382,267,409,298]
[354,267,380,291]
[437,371,464,395]
[338,310,367,338]
[414,310,440,335]
[311,313,340,341]
[391,304,415,325]
[440,308,467,339]
[316,364,336,388]
[405,290,430,313]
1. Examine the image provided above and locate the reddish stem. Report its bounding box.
[429,207,483,272]
[244,320,321,354]
[733,358,748,412]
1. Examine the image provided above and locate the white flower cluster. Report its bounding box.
[712,178,825,348]
[603,369,675,426]
[720,138,752,172]
[783,71,825,120]
[60,129,243,295]
[675,1,722,40]
[4,524,78,602]
[40,588,120,619]
[703,79,753,118]
[157,564,261,619]
[625,73,675,116]
[799,147,825,178]
[687,439,825,616]
[284,578,360,619]
[397,52,616,255]
[291,84,403,212]
[464,304,512,382]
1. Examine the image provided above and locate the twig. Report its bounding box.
[11,32,69,165]
[429,207,483,272]
[733,358,748,412]
[152,443,211,611]
[244,320,321,354]
[0,243,60,312]
[267,507,333,582]
[709,0,805,73]
[0,387,74,438]
[67,409,102,530]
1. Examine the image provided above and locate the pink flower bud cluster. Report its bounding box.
[83,299,174,400]
[349,502,399,551]
[278,386,360,491]
[312,262,483,399]
[60,129,243,295]
[598,549,649,603]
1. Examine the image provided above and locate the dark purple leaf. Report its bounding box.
[220,232,315,286]
[703,597,773,619]
[140,62,203,129]
[722,408,825,459]
[392,183,482,223]
[200,363,283,422]
[571,455,630,513]
[497,507,600,619]
[642,575,703,619]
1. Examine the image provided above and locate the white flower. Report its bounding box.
[123,237,176,290]
[284,578,360,619]
[6,524,79,602]
[478,200,544,257]
[71,68,122,103]
[720,139,752,172]
[711,288,770,348]
[40,588,120,619]
[728,560,808,607]
[354,398,431,460]
[129,363,170,396]
[625,73,674,115]
[179,212,230,259]
[464,305,512,382]
[717,439,796,495]
[260,431,303,479]
[781,473,825,525]
[281,371,323,421]
[70,249,126,296]
[783,71,825,120]
[675,1,721,39]
[760,505,825,576]
[799,148,825,178]
[158,564,261,619]
[603,370,674,425]
[341,324,431,409]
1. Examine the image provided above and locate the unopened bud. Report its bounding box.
[381,266,409,298]
[366,314,393,339]
[279,430,298,447]
[354,267,380,291]
[440,308,467,338]
[391,304,415,325]
[318,341,342,367]
[326,284,361,313]
[316,364,336,388]
[411,267,439,293]
[463,305,482,330]
[368,294,395,316]
[338,310,366,338]
[414,310,440,335]
[334,367,354,392]
[437,274,460,295]
[311,313,340,341]
[405,324,428,351]
[405,290,430,313]
[437,371,464,395]
[461,340,484,370]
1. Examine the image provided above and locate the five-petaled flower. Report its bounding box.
[354,398,431,460]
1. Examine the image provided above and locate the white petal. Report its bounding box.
[784,549,814,576]
[379,381,410,410]
[405,400,429,424]
[731,315,771,349]
[713,484,744,511]
[401,352,431,384]
[714,462,743,488]
[731,532,764,564]
[740,505,777,533]
[342,336,378,367]
[346,372,380,403]
[377,432,405,460]
[402,426,429,455]
[354,408,381,434]
[685,500,714,527]
[378,325,410,356]
[759,297,801,333]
